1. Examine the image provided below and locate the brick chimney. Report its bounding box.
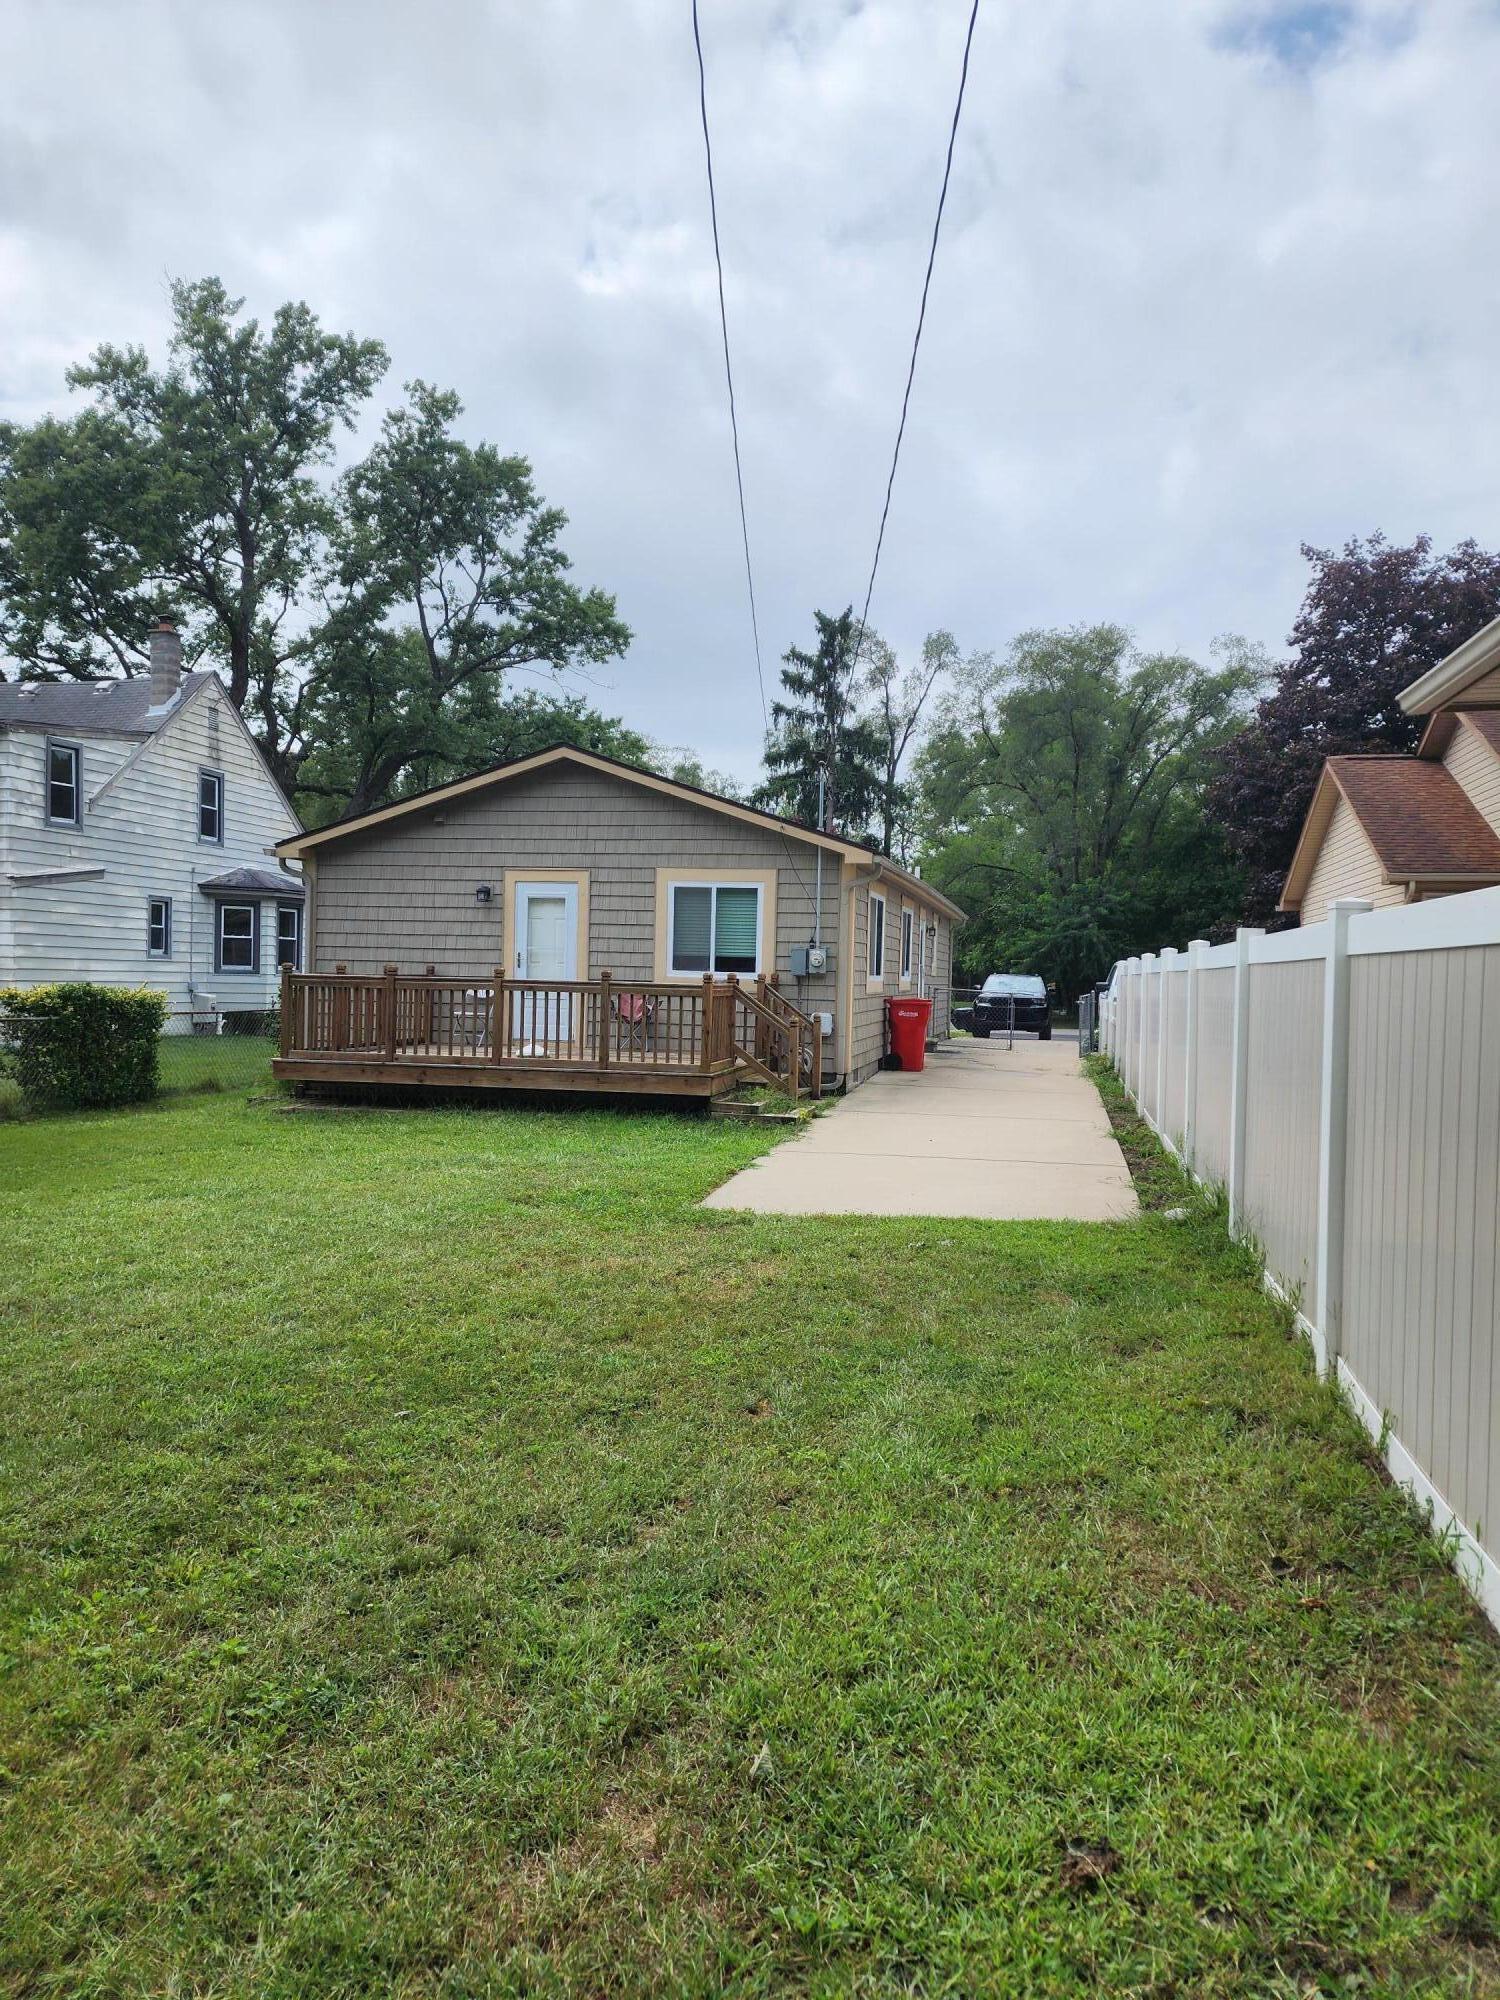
[147,618,183,706]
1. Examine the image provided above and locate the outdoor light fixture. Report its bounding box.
[474,885,493,904]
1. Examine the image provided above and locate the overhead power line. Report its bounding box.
[691,0,768,730]
[851,0,982,674]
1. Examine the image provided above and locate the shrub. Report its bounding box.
[0,984,168,1111]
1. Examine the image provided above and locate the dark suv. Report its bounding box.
[972,973,1052,1040]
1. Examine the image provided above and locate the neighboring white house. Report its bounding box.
[0,622,304,1020]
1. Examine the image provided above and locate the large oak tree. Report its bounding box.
[0,282,631,816]
[310,382,630,817]
[0,277,387,788]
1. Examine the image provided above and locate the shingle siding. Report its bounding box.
[306,765,957,1088]
[842,879,953,1086]
[310,765,848,1069]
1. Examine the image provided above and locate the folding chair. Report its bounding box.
[613,990,655,1055]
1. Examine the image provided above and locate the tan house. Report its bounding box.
[1280,615,1500,922]
[272,744,962,1099]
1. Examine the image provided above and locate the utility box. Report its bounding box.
[790,944,829,976]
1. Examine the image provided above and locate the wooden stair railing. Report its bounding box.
[751,975,823,1098]
[724,979,823,1101]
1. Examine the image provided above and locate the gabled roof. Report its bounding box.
[0,672,216,737]
[1398,614,1500,717]
[276,743,966,921]
[1280,754,1500,911]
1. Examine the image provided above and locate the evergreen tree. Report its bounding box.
[756,607,885,843]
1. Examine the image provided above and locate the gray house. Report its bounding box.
[273,746,963,1098]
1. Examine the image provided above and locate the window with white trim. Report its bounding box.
[868,891,886,981]
[900,906,914,982]
[669,882,762,976]
[46,740,81,825]
[276,902,302,970]
[198,768,224,843]
[216,901,258,973]
[147,896,172,957]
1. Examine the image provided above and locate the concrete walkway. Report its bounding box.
[703,1037,1138,1221]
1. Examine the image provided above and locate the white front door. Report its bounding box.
[512,881,578,1048]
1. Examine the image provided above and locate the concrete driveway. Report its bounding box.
[702,1037,1138,1221]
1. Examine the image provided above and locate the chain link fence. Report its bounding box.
[155,1009,280,1097]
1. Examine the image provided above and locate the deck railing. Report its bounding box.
[278,966,819,1096]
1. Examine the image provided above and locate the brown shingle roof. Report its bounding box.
[1328,756,1500,878]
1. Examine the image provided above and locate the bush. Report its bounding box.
[0,984,168,1110]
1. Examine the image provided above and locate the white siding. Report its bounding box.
[1455,667,1500,704]
[1444,718,1500,836]
[0,679,301,1015]
[1300,795,1403,925]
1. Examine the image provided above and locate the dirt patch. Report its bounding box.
[1059,1840,1121,1893]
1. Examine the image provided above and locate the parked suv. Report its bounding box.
[972,973,1052,1040]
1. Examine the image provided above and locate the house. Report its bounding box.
[271,745,963,1097]
[0,621,304,1018]
[1279,614,1500,922]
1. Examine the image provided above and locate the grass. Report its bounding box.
[156,1031,279,1097]
[1,1086,1498,1997]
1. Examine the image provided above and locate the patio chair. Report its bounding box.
[613,990,656,1055]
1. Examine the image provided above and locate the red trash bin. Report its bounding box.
[886,996,933,1071]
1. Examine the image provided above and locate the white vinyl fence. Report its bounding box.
[1103,889,1500,1629]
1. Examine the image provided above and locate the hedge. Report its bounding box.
[0,984,167,1110]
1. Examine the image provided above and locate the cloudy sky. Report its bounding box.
[3,0,1499,782]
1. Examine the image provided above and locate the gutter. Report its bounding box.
[1398,612,1500,716]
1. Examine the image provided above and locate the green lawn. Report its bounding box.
[1,1081,1497,1997]
[155,1031,279,1097]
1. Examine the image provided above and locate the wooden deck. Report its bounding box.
[273,966,823,1101]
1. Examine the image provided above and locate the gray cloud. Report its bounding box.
[2,0,1498,782]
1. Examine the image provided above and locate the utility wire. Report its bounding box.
[692,0,768,730]
[850,0,981,677]
[691,0,822,934]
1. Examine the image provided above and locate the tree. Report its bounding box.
[0,277,388,788]
[1206,534,1500,921]
[757,607,885,842]
[651,748,746,800]
[320,381,630,817]
[915,624,1257,995]
[294,675,657,828]
[861,628,955,860]
[0,283,632,816]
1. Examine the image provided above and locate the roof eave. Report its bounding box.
[274,745,845,858]
[1398,614,1500,716]
[276,744,966,919]
[1278,765,1342,911]
[1394,869,1500,886]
